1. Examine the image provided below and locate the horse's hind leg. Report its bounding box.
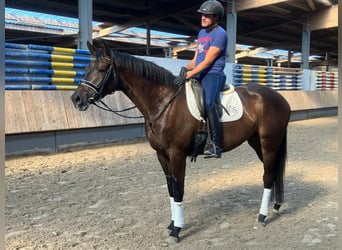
[247,134,263,161]
[256,134,287,227]
[248,135,272,226]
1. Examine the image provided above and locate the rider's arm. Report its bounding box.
[185,49,198,71]
[186,46,221,79]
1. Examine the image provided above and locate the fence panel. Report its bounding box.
[233,64,303,90]
[5,43,91,90]
[314,71,338,90]
[5,43,338,92]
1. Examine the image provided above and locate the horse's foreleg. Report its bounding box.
[168,197,175,230]
[158,151,185,244]
[166,175,184,239]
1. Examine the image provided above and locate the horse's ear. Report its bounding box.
[87,41,97,56]
[99,40,111,58]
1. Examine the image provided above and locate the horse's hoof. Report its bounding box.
[253,220,266,229]
[253,214,266,229]
[273,204,281,215]
[161,236,179,247]
[272,208,280,215]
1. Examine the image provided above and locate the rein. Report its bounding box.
[93,100,144,119]
[93,84,183,120]
[151,84,183,121]
[80,57,183,120]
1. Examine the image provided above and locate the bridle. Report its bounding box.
[78,57,183,120]
[79,59,144,119]
[80,60,114,104]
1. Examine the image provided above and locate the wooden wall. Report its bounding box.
[279,90,338,111]
[5,91,144,134]
[5,90,337,135]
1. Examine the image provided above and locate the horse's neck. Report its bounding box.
[120,75,175,120]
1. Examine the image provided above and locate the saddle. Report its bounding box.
[186,79,243,162]
[185,79,243,123]
[189,79,206,120]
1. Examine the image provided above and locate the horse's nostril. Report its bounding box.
[71,93,81,106]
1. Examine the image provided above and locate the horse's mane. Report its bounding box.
[110,50,176,86]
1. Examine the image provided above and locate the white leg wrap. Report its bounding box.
[170,197,175,221]
[173,202,184,228]
[259,188,272,216]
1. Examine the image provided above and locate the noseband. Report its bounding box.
[80,61,114,104]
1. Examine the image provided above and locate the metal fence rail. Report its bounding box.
[5,43,91,90]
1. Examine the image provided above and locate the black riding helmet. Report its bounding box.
[197,0,224,19]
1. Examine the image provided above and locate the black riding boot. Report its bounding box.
[204,105,222,158]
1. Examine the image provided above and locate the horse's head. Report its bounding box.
[71,41,117,111]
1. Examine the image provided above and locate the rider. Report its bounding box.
[174,0,227,158]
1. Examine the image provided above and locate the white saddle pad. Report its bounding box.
[185,81,243,123]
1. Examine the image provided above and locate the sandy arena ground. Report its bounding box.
[5,116,337,249]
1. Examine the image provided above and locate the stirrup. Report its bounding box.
[203,141,214,156]
[203,143,221,158]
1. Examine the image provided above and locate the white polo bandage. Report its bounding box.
[170,197,175,221]
[259,188,272,216]
[173,202,184,228]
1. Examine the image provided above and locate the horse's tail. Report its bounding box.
[272,132,287,204]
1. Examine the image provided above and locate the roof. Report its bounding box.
[5,0,338,66]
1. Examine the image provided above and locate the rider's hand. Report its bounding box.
[173,67,187,86]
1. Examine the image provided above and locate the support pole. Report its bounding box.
[301,14,311,90]
[226,0,237,85]
[301,14,310,69]
[78,0,93,49]
[146,22,151,56]
[226,0,237,63]
[0,0,5,245]
[287,50,292,67]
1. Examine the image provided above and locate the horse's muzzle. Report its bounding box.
[71,91,89,111]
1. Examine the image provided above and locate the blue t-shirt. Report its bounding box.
[195,26,227,75]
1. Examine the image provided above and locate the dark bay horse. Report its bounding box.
[71,41,291,245]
